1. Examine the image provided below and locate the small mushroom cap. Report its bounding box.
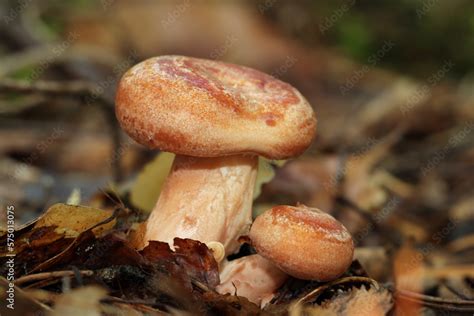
[116,55,316,159]
[249,205,354,281]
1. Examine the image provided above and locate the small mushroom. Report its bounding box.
[249,204,354,281]
[217,254,288,307]
[116,56,316,254]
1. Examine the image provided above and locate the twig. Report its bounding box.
[16,270,94,286]
[0,78,122,181]
[440,279,472,300]
[0,95,46,114]
[101,296,168,314]
[23,277,64,290]
[0,78,100,100]
[101,296,158,306]
[393,287,474,313]
[0,44,125,77]
[395,289,474,305]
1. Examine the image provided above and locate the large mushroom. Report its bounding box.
[116,55,316,254]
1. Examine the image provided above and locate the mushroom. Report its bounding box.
[116,55,316,254]
[249,204,354,281]
[216,254,288,307]
[217,204,353,306]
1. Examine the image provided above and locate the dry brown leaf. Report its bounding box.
[0,205,117,275]
[141,238,220,290]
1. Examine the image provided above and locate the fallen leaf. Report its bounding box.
[130,152,175,212]
[52,232,146,271]
[34,203,115,237]
[141,238,220,289]
[0,226,70,276]
[0,203,119,277]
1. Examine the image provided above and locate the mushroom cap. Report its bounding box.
[116,55,316,159]
[249,205,354,281]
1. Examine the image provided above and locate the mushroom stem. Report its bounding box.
[217,255,288,307]
[141,154,258,255]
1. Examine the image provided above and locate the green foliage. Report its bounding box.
[336,16,373,61]
[266,1,474,78]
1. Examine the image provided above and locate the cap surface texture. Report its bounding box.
[249,205,354,281]
[116,55,316,159]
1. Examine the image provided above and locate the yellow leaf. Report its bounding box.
[130,152,175,212]
[253,158,286,199]
[34,203,115,237]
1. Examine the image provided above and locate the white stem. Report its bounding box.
[141,154,258,255]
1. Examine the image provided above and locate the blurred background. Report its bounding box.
[0,0,473,252]
[0,1,473,313]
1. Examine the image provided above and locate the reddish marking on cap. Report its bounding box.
[260,112,278,127]
[155,57,301,115]
[222,62,300,105]
[185,57,300,109]
[266,119,276,126]
[268,81,301,105]
[223,63,269,88]
[271,205,345,234]
[156,57,242,113]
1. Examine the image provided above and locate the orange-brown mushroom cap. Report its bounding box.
[249,205,354,281]
[116,55,316,159]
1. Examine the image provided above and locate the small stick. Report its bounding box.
[16,270,94,286]
[440,279,472,300]
[0,78,102,102]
